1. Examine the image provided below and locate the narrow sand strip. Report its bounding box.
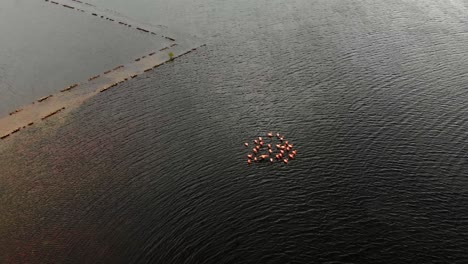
[0,44,206,140]
[0,0,205,141]
[44,0,176,41]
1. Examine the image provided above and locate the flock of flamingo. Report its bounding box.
[244,132,297,165]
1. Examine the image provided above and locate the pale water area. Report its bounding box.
[0,0,170,116]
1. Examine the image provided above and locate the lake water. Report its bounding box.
[0,0,170,117]
[1,0,468,263]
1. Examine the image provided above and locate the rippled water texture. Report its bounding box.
[1,0,468,263]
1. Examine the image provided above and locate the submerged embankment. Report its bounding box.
[0,44,204,141]
[0,0,205,140]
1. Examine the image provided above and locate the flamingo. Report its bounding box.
[245,134,297,166]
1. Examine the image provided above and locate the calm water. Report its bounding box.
[1,0,468,263]
[0,0,169,117]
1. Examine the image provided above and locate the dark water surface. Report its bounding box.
[1,0,468,263]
